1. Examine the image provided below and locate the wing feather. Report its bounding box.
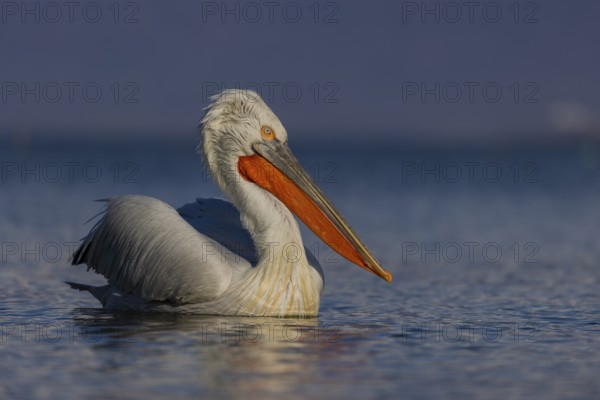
[177,198,258,265]
[72,195,251,304]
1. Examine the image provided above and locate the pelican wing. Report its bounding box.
[72,195,252,304]
[179,197,323,280]
[177,198,258,265]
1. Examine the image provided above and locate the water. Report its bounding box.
[1,138,599,399]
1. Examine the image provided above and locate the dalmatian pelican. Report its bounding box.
[67,89,392,317]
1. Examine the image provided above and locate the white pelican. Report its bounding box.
[67,90,392,317]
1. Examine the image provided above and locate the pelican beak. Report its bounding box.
[238,140,392,283]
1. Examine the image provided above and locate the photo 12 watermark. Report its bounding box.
[202,322,340,343]
[400,161,540,184]
[196,240,343,266]
[1,161,140,184]
[400,1,540,24]
[398,321,539,343]
[1,81,140,104]
[201,1,340,24]
[0,1,140,24]
[401,241,540,264]
[201,160,340,185]
[1,242,81,264]
[202,81,340,104]
[401,81,540,104]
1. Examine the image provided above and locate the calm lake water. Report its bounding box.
[1,138,599,399]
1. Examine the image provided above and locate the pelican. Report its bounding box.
[67,90,392,317]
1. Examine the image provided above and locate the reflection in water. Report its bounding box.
[69,309,351,397]
[70,308,338,345]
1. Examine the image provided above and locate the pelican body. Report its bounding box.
[68,90,391,317]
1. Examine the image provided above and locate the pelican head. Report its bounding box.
[200,89,392,283]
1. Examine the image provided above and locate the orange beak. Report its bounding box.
[238,141,392,283]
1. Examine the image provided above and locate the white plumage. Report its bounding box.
[68,90,390,317]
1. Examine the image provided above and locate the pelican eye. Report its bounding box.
[261,125,276,141]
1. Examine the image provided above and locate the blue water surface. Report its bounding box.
[1,138,599,399]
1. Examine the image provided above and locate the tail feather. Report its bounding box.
[65,281,93,291]
[64,281,112,306]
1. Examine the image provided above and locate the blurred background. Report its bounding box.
[0,0,599,146]
[1,1,600,399]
